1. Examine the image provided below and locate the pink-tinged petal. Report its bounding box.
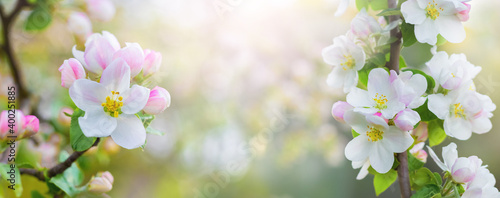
[436,15,465,43]
[22,115,39,138]
[442,76,462,90]
[59,58,86,88]
[394,109,420,131]
[79,110,117,137]
[347,88,373,107]
[121,85,150,114]
[345,136,373,161]
[457,3,471,22]
[450,157,475,183]
[322,45,344,66]
[331,101,353,123]
[344,110,369,134]
[110,115,146,149]
[412,122,428,143]
[84,36,117,73]
[426,145,448,171]
[444,116,472,140]
[99,58,131,93]
[427,94,452,119]
[142,49,162,76]
[415,18,438,45]
[72,45,87,68]
[382,127,414,153]
[461,188,482,198]
[113,43,144,77]
[0,111,8,138]
[367,68,391,97]
[401,0,426,24]
[101,31,121,51]
[369,143,394,173]
[143,86,171,115]
[441,142,458,170]
[2,110,25,137]
[69,79,108,112]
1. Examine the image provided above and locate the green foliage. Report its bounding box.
[399,55,408,69]
[377,8,401,16]
[357,67,371,88]
[373,169,398,196]
[411,167,441,191]
[436,35,447,46]
[401,22,417,47]
[408,151,425,171]
[355,0,388,11]
[411,184,441,198]
[356,0,370,10]
[16,141,42,169]
[414,99,438,122]
[146,126,165,136]
[428,120,446,147]
[352,129,360,138]
[70,109,97,152]
[0,163,23,197]
[49,151,85,197]
[25,1,52,31]
[31,191,46,198]
[401,68,436,94]
[137,112,155,128]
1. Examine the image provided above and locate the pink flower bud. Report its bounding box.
[86,0,115,22]
[394,109,420,131]
[0,110,39,140]
[331,101,353,123]
[410,142,427,163]
[113,43,144,77]
[22,115,39,138]
[59,58,86,88]
[143,86,171,115]
[67,12,92,38]
[457,2,471,22]
[412,122,428,143]
[142,49,162,76]
[88,171,114,194]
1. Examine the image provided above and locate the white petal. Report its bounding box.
[79,110,117,137]
[326,67,346,88]
[401,0,426,24]
[444,116,472,140]
[461,188,482,198]
[322,45,344,66]
[102,31,121,51]
[111,115,146,149]
[69,79,107,112]
[334,0,349,16]
[427,94,452,119]
[381,100,405,119]
[343,70,358,93]
[436,15,465,43]
[72,45,87,67]
[367,68,392,97]
[357,161,371,180]
[471,116,492,134]
[347,88,373,107]
[382,127,414,153]
[100,58,131,93]
[121,85,150,114]
[369,144,394,173]
[415,18,438,45]
[426,145,448,171]
[344,110,369,134]
[345,136,373,161]
[441,142,458,169]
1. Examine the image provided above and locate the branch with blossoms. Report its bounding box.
[326,0,499,197]
[0,0,170,197]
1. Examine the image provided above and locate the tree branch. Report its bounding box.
[20,138,100,182]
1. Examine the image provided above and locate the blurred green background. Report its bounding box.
[1,0,500,197]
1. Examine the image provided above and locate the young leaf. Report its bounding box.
[49,151,85,197]
[0,163,23,197]
[377,8,401,16]
[433,172,442,186]
[373,169,398,196]
[70,109,97,152]
[399,55,408,69]
[356,0,370,10]
[410,167,436,190]
[370,0,388,11]
[408,151,425,171]
[31,191,46,198]
[16,141,42,169]
[352,129,360,138]
[428,120,446,147]
[401,22,417,47]
[411,184,440,198]
[436,34,447,46]
[414,100,438,122]
[137,112,155,129]
[146,126,165,136]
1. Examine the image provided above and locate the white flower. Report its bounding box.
[390,70,427,109]
[69,58,150,149]
[334,0,350,17]
[426,51,481,91]
[346,68,405,119]
[322,35,366,93]
[428,89,495,140]
[427,142,482,183]
[462,167,500,198]
[401,0,468,45]
[344,110,414,173]
[352,159,370,180]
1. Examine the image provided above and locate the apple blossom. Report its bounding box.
[72,31,121,74]
[88,171,114,194]
[426,51,481,91]
[349,9,382,40]
[411,122,428,143]
[401,0,468,45]
[428,89,495,140]
[322,35,366,93]
[352,159,370,180]
[67,12,92,39]
[59,58,86,88]
[346,68,405,119]
[427,142,482,183]
[393,109,420,131]
[331,101,353,123]
[0,110,39,140]
[142,49,162,76]
[344,110,414,173]
[113,43,144,77]
[462,167,500,198]
[409,142,427,163]
[389,70,427,109]
[69,58,150,149]
[86,0,115,22]
[143,86,171,115]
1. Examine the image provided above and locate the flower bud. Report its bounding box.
[86,0,115,22]
[113,43,144,77]
[0,110,39,140]
[142,49,162,76]
[412,122,428,143]
[409,142,427,163]
[143,86,171,115]
[457,2,471,22]
[59,58,86,88]
[67,12,92,39]
[88,171,114,194]
[331,101,352,123]
[393,109,420,131]
[22,115,39,138]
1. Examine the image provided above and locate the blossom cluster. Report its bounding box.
[0,110,39,140]
[59,31,170,149]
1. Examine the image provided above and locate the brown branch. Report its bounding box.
[20,138,100,182]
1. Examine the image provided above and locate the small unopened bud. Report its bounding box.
[412,122,428,143]
[143,86,171,115]
[142,49,162,76]
[59,58,86,88]
[331,101,352,123]
[88,171,114,194]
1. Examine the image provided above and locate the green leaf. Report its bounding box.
[24,3,52,31]
[371,53,387,66]
[408,151,425,171]
[401,22,417,47]
[411,167,435,190]
[137,112,155,129]
[31,190,46,198]
[433,172,443,186]
[358,68,370,88]
[352,129,360,138]
[373,169,398,196]
[49,151,84,197]
[401,68,436,94]
[399,55,408,69]
[456,184,465,194]
[0,163,23,197]
[70,109,97,152]
[146,126,165,136]
[370,0,388,10]
[436,34,447,46]
[356,0,370,10]
[16,141,42,169]
[377,8,401,16]
[414,100,439,122]
[412,184,440,198]
[428,120,446,147]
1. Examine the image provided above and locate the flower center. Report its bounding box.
[341,55,355,71]
[426,0,443,20]
[452,103,466,119]
[102,91,124,118]
[373,93,388,110]
[366,126,384,142]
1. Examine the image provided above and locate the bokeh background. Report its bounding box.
[1,0,500,197]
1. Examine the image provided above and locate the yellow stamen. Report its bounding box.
[366,125,384,142]
[101,91,124,118]
[426,0,442,20]
[373,93,388,110]
[340,55,355,71]
[452,103,466,119]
